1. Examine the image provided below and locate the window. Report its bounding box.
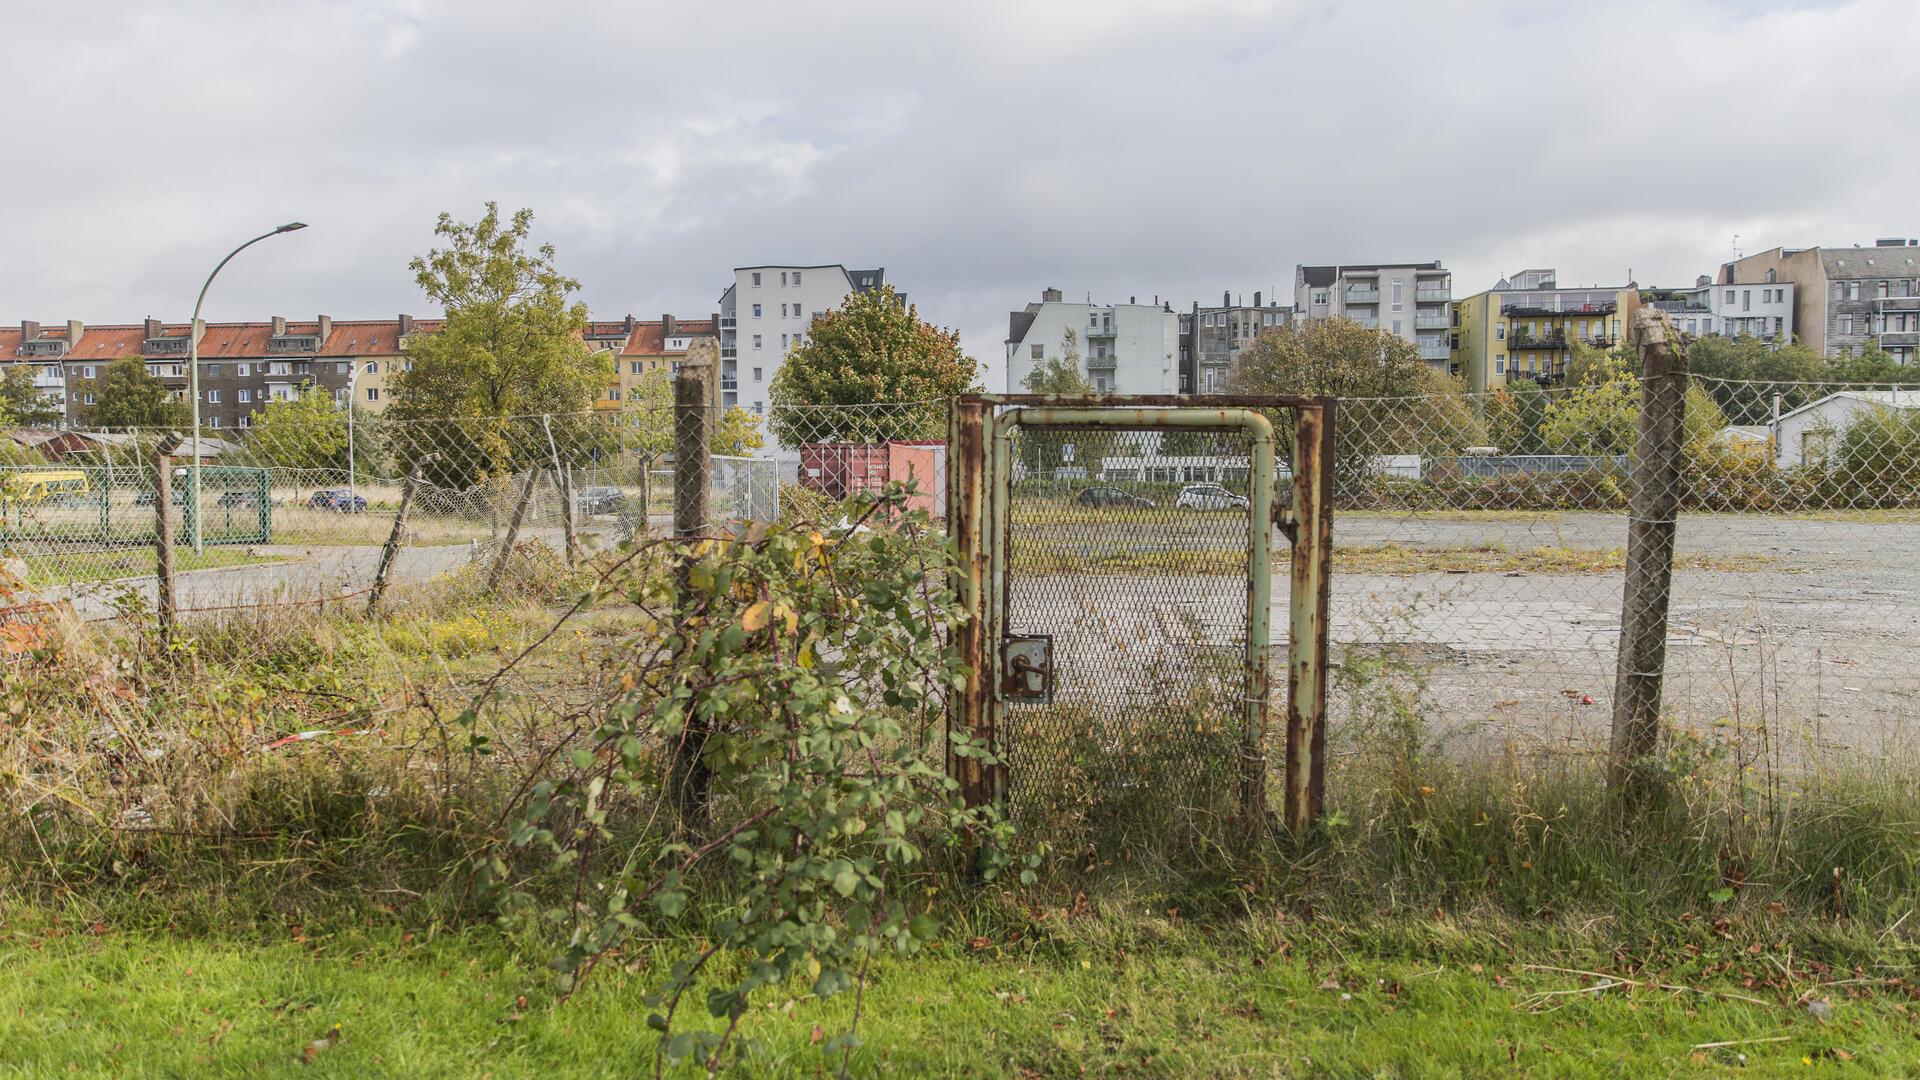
[1495,358,1505,374]
[1312,291,1328,306]
[792,271,801,286]
[1496,325,1506,340]
[209,416,221,428]
[207,364,220,377]
[1031,344,1044,360]
[1726,289,1736,304]
[82,393,95,405]
[239,414,251,429]
[364,361,378,374]
[1391,281,1404,310]
[751,272,762,287]
[236,363,250,377]
[367,387,380,401]
[1841,314,1854,335]
[1391,319,1402,335]
[237,389,251,403]
[752,401,764,415]
[752,303,762,318]
[1765,268,1777,284]
[1742,289,1751,311]
[1880,281,1891,299]
[628,361,642,375]
[82,365,94,379]
[1849,282,1861,301]
[1203,313,1215,327]
[780,272,788,286]
[752,334,763,349]
[206,389,220,403]
[781,334,788,349]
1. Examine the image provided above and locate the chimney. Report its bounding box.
[270,315,287,337]
[1041,286,1063,303]
[623,314,635,333]
[1129,296,1136,305]
[662,313,676,336]
[397,313,415,336]
[1254,291,1262,309]
[1223,290,1231,307]
[317,315,332,340]
[19,320,39,342]
[144,317,164,340]
[66,320,83,345]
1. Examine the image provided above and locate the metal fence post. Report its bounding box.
[1282,399,1334,835]
[488,467,542,593]
[368,453,435,617]
[948,397,995,808]
[1610,310,1689,796]
[152,431,184,645]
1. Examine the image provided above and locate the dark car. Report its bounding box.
[574,485,625,516]
[307,488,369,513]
[1074,486,1154,509]
[131,490,189,508]
[215,490,266,509]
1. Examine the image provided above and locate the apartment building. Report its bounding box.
[1449,271,1638,389]
[1183,291,1291,394]
[3,316,427,427]
[1646,276,1795,345]
[610,315,722,408]
[1721,239,1920,363]
[1294,261,1453,369]
[716,265,896,418]
[1004,288,1181,395]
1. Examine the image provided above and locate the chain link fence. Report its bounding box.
[3,375,1915,778]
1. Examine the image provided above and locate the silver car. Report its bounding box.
[1173,483,1250,511]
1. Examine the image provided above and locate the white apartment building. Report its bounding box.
[716,264,894,419]
[1004,288,1181,395]
[1650,276,1795,344]
[1294,261,1453,368]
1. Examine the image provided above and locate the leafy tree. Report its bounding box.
[1829,343,1920,386]
[86,356,190,430]
[1539,352,1726,459]
[245,385,348,470]
[389,203,607,484]
[1485,382,1550,455]
[767,285,980,444]
[1016,329,1107,473]
[0,367,63,427]
[1021,328,1094,395]
[1226,319,1487,472]
[622,370,765,517]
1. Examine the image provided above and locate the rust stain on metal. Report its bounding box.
[1283,399,1335,835]
[947,398,995,809]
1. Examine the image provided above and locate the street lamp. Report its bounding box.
[188,221,307,551]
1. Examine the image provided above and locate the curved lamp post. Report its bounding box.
[188,221,307,551]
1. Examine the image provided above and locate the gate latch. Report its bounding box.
[999,635,1053,702]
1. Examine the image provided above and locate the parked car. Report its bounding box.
[306,488,369,514]
[1073,486,1154,509]
[215,490,267,509]
[1173,483,1250,511]
[131,490,189,508]
[574,485,625,516]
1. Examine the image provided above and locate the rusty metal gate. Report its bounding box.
[949,395,1333,834]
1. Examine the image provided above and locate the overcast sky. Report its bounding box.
[4,0,1916,386]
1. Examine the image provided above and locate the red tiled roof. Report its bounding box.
[1,318,438,362]
[618,318,719,357]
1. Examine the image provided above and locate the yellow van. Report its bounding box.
[11,470,91,503]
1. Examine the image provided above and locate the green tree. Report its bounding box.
[389,203,607,484]
[245,385,348,470]
[86,356,190,430]
[1226,318,1487,470]
[0,367,63,426]
[1021,328,1094,395]
[1017,329,1106,473]
[1540,352,1726,459]
[767,286,979,444]
[1485,381,1550,454]
[621,370,766,516]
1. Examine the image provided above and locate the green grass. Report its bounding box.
[16,546,286,586]
[3,918,1913,1077]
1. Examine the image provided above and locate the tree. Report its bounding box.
[86,356,190,430]
[621,370,766,518]
[1539,352,1726,459]
[1485,381,1550,455]
[245,385,348,470]
[0,367,63,427]
[767,285,980,445]
[1226,318,1487,470]
[1021,328,1094,395]
[389,203,607,485]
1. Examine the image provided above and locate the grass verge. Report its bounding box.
[15,546,286,586]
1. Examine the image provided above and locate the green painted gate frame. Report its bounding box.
[947,394,1335,835]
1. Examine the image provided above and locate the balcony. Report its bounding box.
[1502,299,1618,318]
[1086,322,1117,338]
[1415,288,1450,303]
[1414,314,1449,330]
[1344,288,1380,304]
[1873,296,1920,311]
[719,316,737,329]
[720,346,738,359]
[1420,343,1451,362]
[1085,353,1117,369]
[1880,330,1920,347]
[1508,331,1569,350]
[1349,316,1379,329]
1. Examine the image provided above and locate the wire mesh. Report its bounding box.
[999,423,1264,821]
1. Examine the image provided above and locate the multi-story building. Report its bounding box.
[1004,288,1181,394]
[1294,261,1453,369]
[1721,239,1920,363]
[610,315,722,408]
[716,265,896,418]
[1451,271,1638,389]
[1183,291,1291,394]
[1645,276,1795,345]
